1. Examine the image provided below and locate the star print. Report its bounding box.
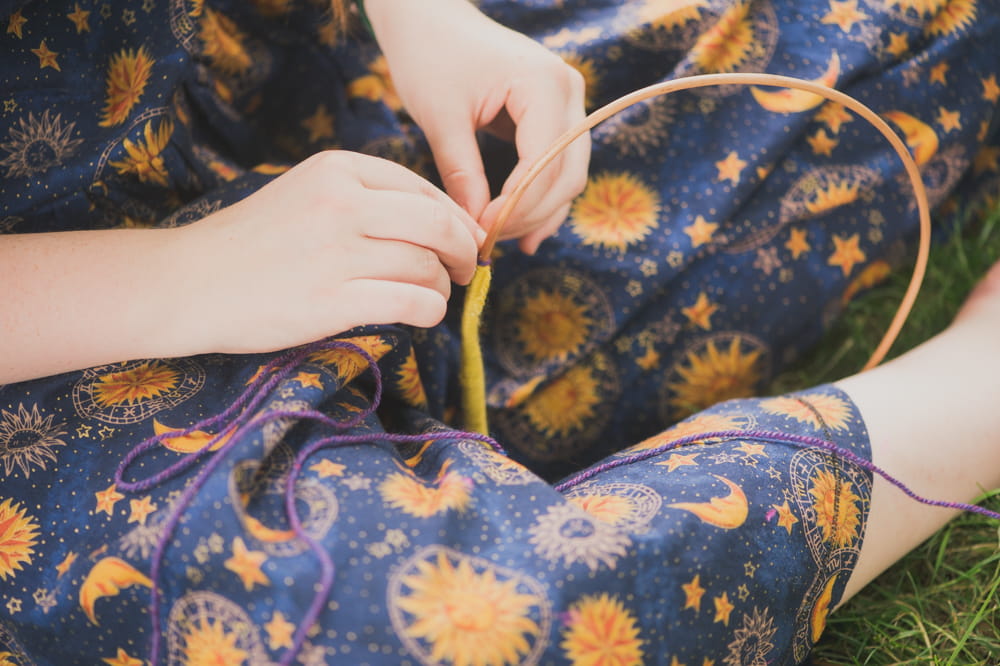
[886,32,909,57]
[225,537,270,591]
[681,292,719,330]
[95,484,125,516]
[785,228,810,259]
[929,62,948,85]
[715,151,747,184]
[815,103,853,134]
[32,40,61,71]
[755,165,772,180]
[33,588,57,614]
[142,0,155,11]
[713,592,735,625]
[636,346,660,370]
[7,10,27,38]
[100,4,111,18]
[128,496,158,525]
[76,424,93,438]
[744,561,759,578]
[736,441,767,457]
[983,75,1000,103]
[821,0,869,32]
[626,280,643,297]
[710,452,739,465]
[309,459,346,478]
[639,258,658,277]
[102,648,143,666]
[293,371,324,389]
[67,4,90,32]
[772,500,799,533]
[753,247,781,276]
[656,452,701,472]
[264,610,296,650]
[973,146,999,175]
[681,574,706,612]
[302,104,335,143]
[827,233,866,277]
[55,551,78,578]
[6,598,22,614]
[385,528,409,549]
[902,64,921,87]
[736,584,750,602]
[936,107,962,133]
[683,215,718,247]
[97,425,116,440]
[667,250,684,268]
[807,129,838,156]
[670,657,686,666]
[122,9,136,25]
[766,465,783,481]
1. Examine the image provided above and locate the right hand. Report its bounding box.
[174,150,484,355]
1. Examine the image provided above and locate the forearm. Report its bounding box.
[0,227,202,383]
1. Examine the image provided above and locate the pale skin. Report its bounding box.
[1,0,996,624]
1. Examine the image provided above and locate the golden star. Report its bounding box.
[67,3,91,32]
[980,120,991,142]
[681,574,706,612]
[102,648,143,666]
[264,610,297,650]
[701,660,716,666]
[772,500,800,534]
[55,551,77,578]
[785,227,811,259]
[736,583,750,602]
[973,146,999,175]
[815,103,853,134]
[670,657,686,666]
[7,10,26,38]
[715,151,747,184]
[683,215,719,247]
[929,62,948,86]
[681,291,719,330]
[713,592,735,625]
[225,537,270,591]
[95,484,125,516]
[821,0,869,32]
[807,128,838,156]
[886,31,909,57]
[744,561,758,577]
[293,371,324,390]
[827,233,866,277]
[983,75,1000,103]
[302,104,335,143]
[76,424,93,438]
[736,441,767,457]
[636,346,661,370]
[309,459,347,478]
[127,496,158,525]
[32,40,61,71]
[936,107,962,132]
[656,451,701,472]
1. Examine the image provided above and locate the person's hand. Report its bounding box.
[363,0,590,254]
[176,150,484,354]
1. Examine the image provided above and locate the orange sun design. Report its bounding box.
[570,493,635,524]
[691,2,755,73]
[0,497,40,581]
[637,0,709,30]
[99,46,155,127]
[631,412,742,452]
[380,465,472,518]
[760,392,852,432]
[668,338,763,418]
[93,361,180,407]
[199,8,252,76]
[396,350,428,409]
[809,469,862,547]
[523,365,602,437]
[570,172,661,252]
[307,335,393,383]
[925,0,976,36]
[516,289,593,364]
[181,616,249,666]
[561,593,644,666]
[804,180,861,216]
[108,118,174,187]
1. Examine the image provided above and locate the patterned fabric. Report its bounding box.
[0,0,997,664]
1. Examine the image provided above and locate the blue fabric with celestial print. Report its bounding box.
[1,0,999,664]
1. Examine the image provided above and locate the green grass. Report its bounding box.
[770,199,1000,665]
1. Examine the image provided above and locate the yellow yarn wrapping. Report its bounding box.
[460,262,492,435]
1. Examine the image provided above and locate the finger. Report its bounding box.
[422,114,493,221]
[335,279,448,331]
[349,239,452,298]
[361,192,480,285]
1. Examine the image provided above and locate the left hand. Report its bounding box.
[363,0,591,254]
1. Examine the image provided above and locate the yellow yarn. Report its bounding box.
[460,262,492,435]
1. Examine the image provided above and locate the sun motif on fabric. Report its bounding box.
[0,498,40,581]
[724,606,777,666]
[393,550,542,666]
[199,8,252,76]
[99,46,154,127]
[379,465,471,518]
[529,504,631,571]
[396,350,428,408]
[568,493,636,526]
[636,0,708,30]
[631,412,742,452]
[667,337,763,417]
[93,361,181,407]
[516,289,594,364]
[885,0,947,11]
[523,365,602,438]
[307,335,393,383]
[570,172,661,252]
[179,616,249,666]
[561,593,644,666]
[925,0,976,36]
[804,179,860,215]
[0,403,67,478]
[691,2,755,72]
[0,110,85,178]
[761,393,852,432]
[108,118,174,187]
[808,469,862,547]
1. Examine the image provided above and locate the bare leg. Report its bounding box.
[836,261,1000,602]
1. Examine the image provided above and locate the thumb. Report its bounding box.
[423,119,492,221]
